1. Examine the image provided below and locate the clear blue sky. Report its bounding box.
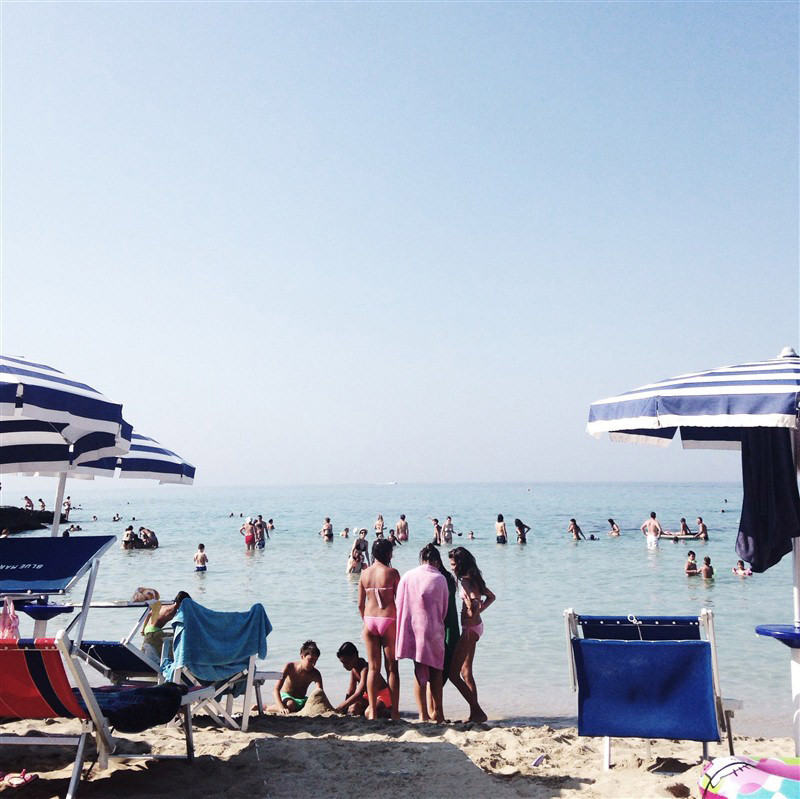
[2,2,797,486]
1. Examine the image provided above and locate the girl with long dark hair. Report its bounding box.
[447,546,495,722]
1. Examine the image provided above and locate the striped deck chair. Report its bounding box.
[564,608,742,769]
[0,631,213,799]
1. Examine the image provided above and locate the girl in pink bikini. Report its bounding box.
[448,546,495,723]
[358,539,401,720]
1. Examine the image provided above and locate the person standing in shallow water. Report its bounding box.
[514,518,531,543]
[495,514,508,544]
[240,517,256,550]
[374,515,385,538]
[448,547,494,723]
[567,518,585,541]
[641,511,663,548]
[320,517,333,542]
[428,517,442,546]
[396,514,409,541]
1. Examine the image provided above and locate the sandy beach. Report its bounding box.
[1,693,793,799]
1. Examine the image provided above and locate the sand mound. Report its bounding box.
[296,688,336,716]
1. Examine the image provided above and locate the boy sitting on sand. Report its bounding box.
[269,640,323,714]
[335,641,391,718]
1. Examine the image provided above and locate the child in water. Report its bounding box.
[347,548,364,574]
[335,641,391,717]
[732,559,753,577]
[685,550,699,575]
[269,640,323,714]
[701,556,714,578]
[194,543,208,571]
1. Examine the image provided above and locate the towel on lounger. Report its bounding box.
[162,598,271,682]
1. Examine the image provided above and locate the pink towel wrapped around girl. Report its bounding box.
[395,563,449,673]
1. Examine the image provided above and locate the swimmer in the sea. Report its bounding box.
[568,518,585,541]
[732,559,752,577]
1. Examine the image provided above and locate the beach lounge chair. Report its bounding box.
[0,535,115,637]
[162,598,274,732]
[75,601,163,683]
[564,608,742,769]
[0,630,214,799]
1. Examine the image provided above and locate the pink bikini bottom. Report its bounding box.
[465,623,484,641]
[363,616,395,637]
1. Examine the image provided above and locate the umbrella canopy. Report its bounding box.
[586,347,800,752]
[72,432,195,485]
[587,347,800,449]
[0,355,131,473]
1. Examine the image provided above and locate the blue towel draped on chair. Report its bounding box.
[161,598,271,683]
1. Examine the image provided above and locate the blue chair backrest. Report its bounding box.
[577,615,701,641]
[572,638,720,742]
[0,536,116,594]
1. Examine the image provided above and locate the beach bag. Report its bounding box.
[0,596,20,639]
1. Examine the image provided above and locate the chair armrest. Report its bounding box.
[254,670,282,684]
[180,686,216,706]
[721,698,743,713]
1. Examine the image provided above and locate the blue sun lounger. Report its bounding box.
[0,535,116,639]
[564,608,741,769]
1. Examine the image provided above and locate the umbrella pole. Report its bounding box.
[51,471,67,537]
[793,539,800,755]
[792,429,800,755]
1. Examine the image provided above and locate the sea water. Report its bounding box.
[17,482,791,736]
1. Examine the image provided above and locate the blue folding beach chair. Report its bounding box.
[564,608,741,769]
[162,598,276,732]
[0,535,115,639]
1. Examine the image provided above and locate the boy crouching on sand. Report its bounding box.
[335,641,392,718]
[269,640,323,714]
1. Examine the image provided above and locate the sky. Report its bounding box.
[1,2,798,487]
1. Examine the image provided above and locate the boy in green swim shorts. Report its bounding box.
[268,640,323,714]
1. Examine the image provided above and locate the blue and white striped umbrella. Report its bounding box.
[587,347,800,753]
[74,432,195,485]
[0,355,131,473]
[587,348,800,448]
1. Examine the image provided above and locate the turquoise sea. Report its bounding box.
[13,482,791,736]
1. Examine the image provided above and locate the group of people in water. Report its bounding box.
[121,526,159,550]
[270,540,494,723]
[565,512,710,543]
[238,515,274,550]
